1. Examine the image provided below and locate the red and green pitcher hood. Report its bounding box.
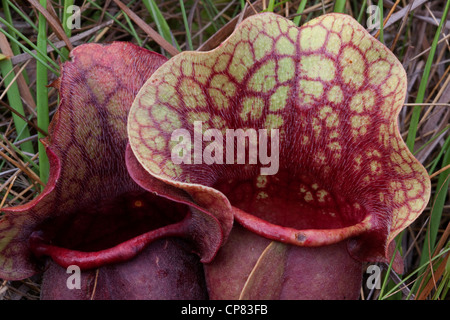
[127,12,431,273]
[0,42,229,281]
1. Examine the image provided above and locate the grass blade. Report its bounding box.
[2,0,25,57]
[0,36,34,155]
[334,0,346,13]
[267,0,275,12]
[27,0,73,52]
[112,0,179,56]
[122,10,144,46]
[405,0,450,151]
[2,0,65,66]
[143,0,180,52]
[428,132,450,175]
[356,0,367,24]
[86,0,135,37]
[179,0,193,51]
[293,0,308,26]
[0,18,60,74]
[377,0,384,44]
[61,0,74,61]
[36,0,50,185]
[420,143,450,266]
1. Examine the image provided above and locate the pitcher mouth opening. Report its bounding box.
[232,206,372,246]
[29,190,190,270]
[212,169,374,247]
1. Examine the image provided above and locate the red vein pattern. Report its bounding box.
[128,13,431,270]
[0,42,227,280]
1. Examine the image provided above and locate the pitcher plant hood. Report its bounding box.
[127,12,431,274]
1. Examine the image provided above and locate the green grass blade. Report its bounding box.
[406,0,450,152]
[61,0,74,61]
[379,247,450,300]
[85,0,135,37]
[334,0,346,13]
[6,0,38,31]
[3,0,65,64]
[356,0,367,24]
[122,10,144,46]
[293,0,308,26]
[405,1,450,292]
[2,0,33,94]
[36,0,50,185]
[427,130,450,175]
[0,61,35,155]
[420,143,450,266]
[261,0,290,13]
[143,0,180,51]
[377,0,384,44]
[440,256,450,299]
[0,21,59,76]
[179,0,193,51]
[413,125,450,159]
[378,239,400,299]
[432,256,449,300]
[2,0,23,56]
[403,1,450,295]
[267,0,275,12]
[86,0,147,45]
[1,0,66,65]
[201,0,222,31]
[203,0,226,26]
